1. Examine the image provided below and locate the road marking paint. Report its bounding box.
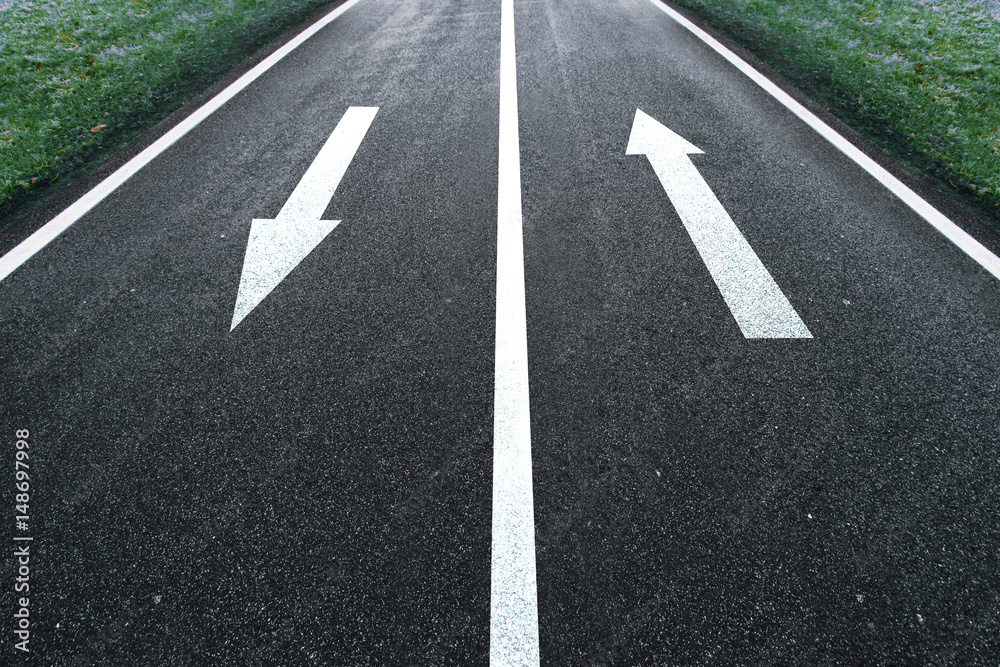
[627,109,812,338]
[230,106,377,330]
[490,0,540,663]
[0,0,367,285]
[645,0,1000,282]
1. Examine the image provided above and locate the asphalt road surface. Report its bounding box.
[2,0,1000,663]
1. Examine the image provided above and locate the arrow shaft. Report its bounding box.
[647,153,811,338]
[277,106,378,221]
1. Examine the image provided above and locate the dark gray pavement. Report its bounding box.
[517,0,1000,664]
[2,0,999,663]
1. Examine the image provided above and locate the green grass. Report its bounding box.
[3,0,998,232]
[0,0,339,228]
[669,0,1000,227]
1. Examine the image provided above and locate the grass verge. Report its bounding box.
[666,0,1000,228]
[0,0,340,230]
[3,0,998,233]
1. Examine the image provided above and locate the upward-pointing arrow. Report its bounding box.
[627,108,811,338]
[230,106,379,331]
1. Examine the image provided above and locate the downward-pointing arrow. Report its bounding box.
[627,108,811,339]
[230,106,379,330]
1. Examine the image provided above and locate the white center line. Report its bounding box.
[490,0,540,663]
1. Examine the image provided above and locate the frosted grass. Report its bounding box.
[0,0,339,226]
[671,0,1000,225]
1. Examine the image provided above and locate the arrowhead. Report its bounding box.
[626,108,703,157]
[230,217,340,330]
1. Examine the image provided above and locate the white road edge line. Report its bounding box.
[490,0,540,663]
[645,0,1000,282]
[0,0,367,285]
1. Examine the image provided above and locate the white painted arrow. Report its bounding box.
[627,108,811,339]
[230,106,379,330]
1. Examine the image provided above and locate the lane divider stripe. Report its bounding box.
[490,0,540,663]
